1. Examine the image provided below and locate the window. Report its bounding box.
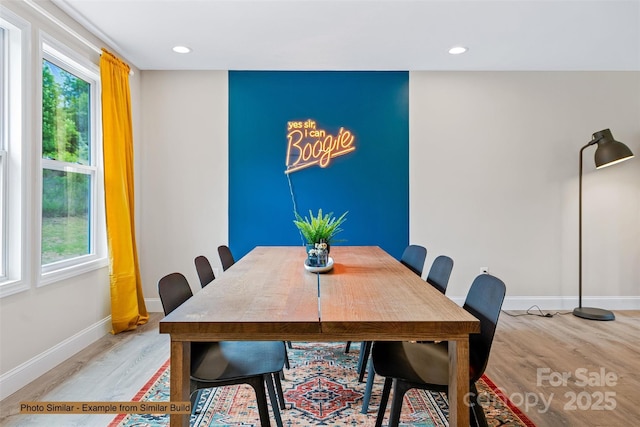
[40,39,106,282]
[0,8,28,296]
[1,9,106,296]
[1,26,6,277]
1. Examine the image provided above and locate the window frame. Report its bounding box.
[38,34,107,287]
[0,7,29,297]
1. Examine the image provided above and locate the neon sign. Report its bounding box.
[285,119,356,174]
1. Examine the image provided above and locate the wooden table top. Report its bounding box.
[320,246,480,340]
[159,246,321,340]
[159,246,479,341]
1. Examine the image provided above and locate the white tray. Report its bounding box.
[304,257,334,273]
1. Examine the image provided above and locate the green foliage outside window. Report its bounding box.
[42,169,89,218]
[42,60,90,164]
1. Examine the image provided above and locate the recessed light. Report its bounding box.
[172,46,191,54]
[448,46,468,55]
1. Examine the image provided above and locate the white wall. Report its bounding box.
[137,71,639,311]
[410,72,640,309]
[138,71,228,308]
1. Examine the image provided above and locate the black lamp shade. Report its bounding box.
[593,129,635,169]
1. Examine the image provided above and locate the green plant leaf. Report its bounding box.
[293,208,348,244]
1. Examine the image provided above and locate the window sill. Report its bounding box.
[0,279,29,298]
[39,256,109,287]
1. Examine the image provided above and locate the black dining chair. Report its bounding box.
[194,255,215,288]
[158,272,286,426]
[426,255,454,294]
[347,244,428,381]
[400,244,427,277]
[218,245,236,271]
[371,273,506,427]
[360,254,455,413]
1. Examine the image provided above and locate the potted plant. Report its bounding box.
[293,209,348,254]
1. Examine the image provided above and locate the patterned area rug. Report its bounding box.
[110,342,535,426]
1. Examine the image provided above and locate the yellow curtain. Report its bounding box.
[100,49,148,334]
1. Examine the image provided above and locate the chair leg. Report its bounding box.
[273,371,286,410]
[360,358,375,414]
[247,376,271,427]
[264,374,283,427]
[374,377,393,427]
[470,382,489,427]
[283,342,291,369]
[344,341,351,353]
[357,341,372,382]
[387,379,412,427]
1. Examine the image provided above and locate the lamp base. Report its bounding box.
[573,307,615,321]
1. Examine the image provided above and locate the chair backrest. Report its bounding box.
[194,255,215,288]
[218,245,235,272]
[400,244,427,277]
[463,274,506,382]
[158,272,193,315]
[425,255,454,294]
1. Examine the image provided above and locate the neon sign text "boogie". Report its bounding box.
[285,119,356,174]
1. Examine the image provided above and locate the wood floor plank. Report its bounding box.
[1,311,638,426]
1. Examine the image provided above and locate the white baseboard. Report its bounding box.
[0,316,112,401]
[145,298,163,313]
[448,296,640,311]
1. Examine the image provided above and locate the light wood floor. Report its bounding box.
[1,311,638,426]
[486,309,639,427]
[0,313,170,427]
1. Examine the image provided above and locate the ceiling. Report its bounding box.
[51,0,640,71]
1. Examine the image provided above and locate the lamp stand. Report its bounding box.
[573,306,615,321]
[574,141,615,321]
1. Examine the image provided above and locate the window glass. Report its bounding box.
[41,49,98,270]
[1,9,28,294]
[0,27,6,278]
[42,59,90,164]
[41,169,91,264]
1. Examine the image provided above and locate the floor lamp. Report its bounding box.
[575,129,634,321]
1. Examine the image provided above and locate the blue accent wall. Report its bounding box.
[229,71,409,259]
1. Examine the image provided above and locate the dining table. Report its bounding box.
[159,245,480,426]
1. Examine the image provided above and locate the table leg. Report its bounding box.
[448,338,470,427]
[169,339,191,427]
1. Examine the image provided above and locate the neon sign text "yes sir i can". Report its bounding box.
[285,119,356,174]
